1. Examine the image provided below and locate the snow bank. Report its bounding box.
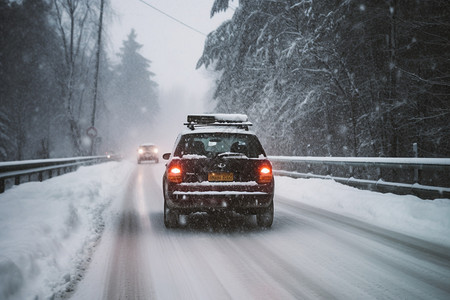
[0,161,133,300]
[275,176,450,246]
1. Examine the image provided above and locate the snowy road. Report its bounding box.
[71,162,450,300]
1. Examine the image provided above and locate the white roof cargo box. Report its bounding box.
[185,114,252,130]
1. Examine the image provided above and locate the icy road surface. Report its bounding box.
[70,162,450,300]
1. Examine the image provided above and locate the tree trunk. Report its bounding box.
[90,0,105,155]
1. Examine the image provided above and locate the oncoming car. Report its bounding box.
[162,114,274,228]
[137,143,159,164]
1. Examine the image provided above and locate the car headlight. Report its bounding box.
[154,148,158,153]
[138,148,144,154]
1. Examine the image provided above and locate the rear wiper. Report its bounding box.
[217,152,248,158]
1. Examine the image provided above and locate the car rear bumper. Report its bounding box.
[165,182,273,214]
[138,155,158,161]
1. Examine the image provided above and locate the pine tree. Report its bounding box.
[0,0,62,160]
[106,29,159,145]
[199,0,450,158]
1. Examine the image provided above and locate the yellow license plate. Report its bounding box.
[208,172,233,182]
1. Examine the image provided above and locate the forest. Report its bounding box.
[198,0,450,158]
[0,0,159,161]
[1,0,449,161]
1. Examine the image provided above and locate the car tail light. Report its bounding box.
[167,161,183,183]
[258,162,273,184]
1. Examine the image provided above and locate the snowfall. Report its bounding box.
[0,160,449,299]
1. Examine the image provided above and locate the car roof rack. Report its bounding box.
[184,114,253,131]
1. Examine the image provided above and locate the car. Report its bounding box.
[137,143,159,164]
[162,114,274,228]
[105,151,115,159]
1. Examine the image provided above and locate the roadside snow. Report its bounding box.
[0,161,134,300]
[275,176,450,247]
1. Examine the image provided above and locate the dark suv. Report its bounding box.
[162,114,274,228]
[137,143,159,164]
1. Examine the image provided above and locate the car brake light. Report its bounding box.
[167,162,183,183]
[258,163,273,184]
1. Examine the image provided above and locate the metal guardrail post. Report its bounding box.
[413,143,419,183]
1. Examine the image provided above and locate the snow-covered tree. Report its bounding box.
[198,0,450,159]
[114,29,158,114]
[52,0,96,155]
[0,0,63,160]
[0,0,116,160]
[100,29,159,148]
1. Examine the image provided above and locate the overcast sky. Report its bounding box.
[107,0,235,152]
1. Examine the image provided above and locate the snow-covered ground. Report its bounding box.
[0,160,449,299]
[0,161,135,300]
[275,177,450,246]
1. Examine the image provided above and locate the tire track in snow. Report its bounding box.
[103,167,155,300]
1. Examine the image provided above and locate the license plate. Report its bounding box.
[208,172,233,182]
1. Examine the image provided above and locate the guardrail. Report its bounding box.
[268,156,450,199]
[0,155,121,193]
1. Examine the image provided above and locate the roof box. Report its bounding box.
[185,114,252,130]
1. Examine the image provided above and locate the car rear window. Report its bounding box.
[174,133,266,158]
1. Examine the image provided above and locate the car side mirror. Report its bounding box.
[162,153,171,160]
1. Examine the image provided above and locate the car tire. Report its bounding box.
[256,201,273,228]
[164,199,179,228]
